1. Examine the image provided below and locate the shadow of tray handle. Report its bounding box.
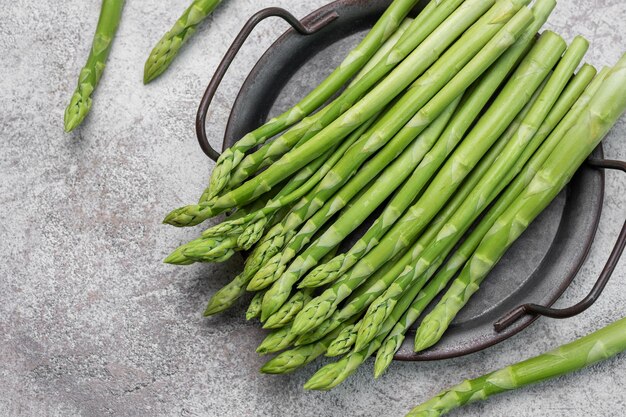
[195,7,339,161]
[495,158,626,333]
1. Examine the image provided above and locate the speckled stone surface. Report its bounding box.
[1,1,625,416]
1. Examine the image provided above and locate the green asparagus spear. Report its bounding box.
[356,32,582,351]
[293,10,541,336]
[199,115,372,245]
[225,0,471,188]
[263,289,313,329]
[374,64,599,377]
[294,255,406,346]
[407,316,626,417]
[260,317,358,374]
[204,0,423,199]
[256,322,298,355]
[304,267,427,390]
[246,291,264,320]
[143,0,223,84]
[326,322,361,357]
[301,0,557,289]
[181,234,239,263]
[167,0,521,223]
[414,54,626,353]
[64,0,125,132]
[258,97,461,318]
[203,273,247,316]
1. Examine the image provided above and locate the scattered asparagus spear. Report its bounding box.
[407,316,626,417]
[64,0,125,132]
[144,0,223,84]
[414,53,626,353]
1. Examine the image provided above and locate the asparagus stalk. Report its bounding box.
[294,256,406,346]
[143,0,223,84]
[258,97,462,318]
[223,16,416,194]
[326,322,361,357]
[300,0,556,289]
[293,10,543,337]
[373,64,599,377]
[203,0,423,199]
[294,93,534,340]
[414,54,626,352]
[225,0,471,188]
[256,322,298,355]
[407,316,626,417]
[64,0,125,132]
[263,289,313,329]
[166,0,522,224]
[199,114,373,245]
[246,290,264,320]
[356,32,583,351]
[260,317,358,374]
[304,267,427,391]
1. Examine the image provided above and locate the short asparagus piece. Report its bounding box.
[293,10,542,336]
[168,0,522,222]
[204,0,423,199]
[143,0,223,84]
[414,54,626,352]
[407,316,626,417]
[356,32,581,351]
[374,64,599,377]
[64,0,125,132]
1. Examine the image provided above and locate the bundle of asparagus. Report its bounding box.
[164,0,626,393]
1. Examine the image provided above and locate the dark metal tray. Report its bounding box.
[195,0,626,361]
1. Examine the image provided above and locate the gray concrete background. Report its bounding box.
[1,0,625,416]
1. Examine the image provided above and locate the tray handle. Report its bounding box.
[495,158,626,332]
[195,7,339,161]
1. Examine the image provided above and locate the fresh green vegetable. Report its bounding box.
[355,32,581,352]
[373,63,598,377]
[301,0,555,289]
[64,0,125,132]
[414,53,626,353]
[407,316,626,417]
[164,0,518,225]
[258,97,461,318]
[225,0,472,189]
[203,0,423,200]
[144,0,223,84]
[292,10,540,336]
